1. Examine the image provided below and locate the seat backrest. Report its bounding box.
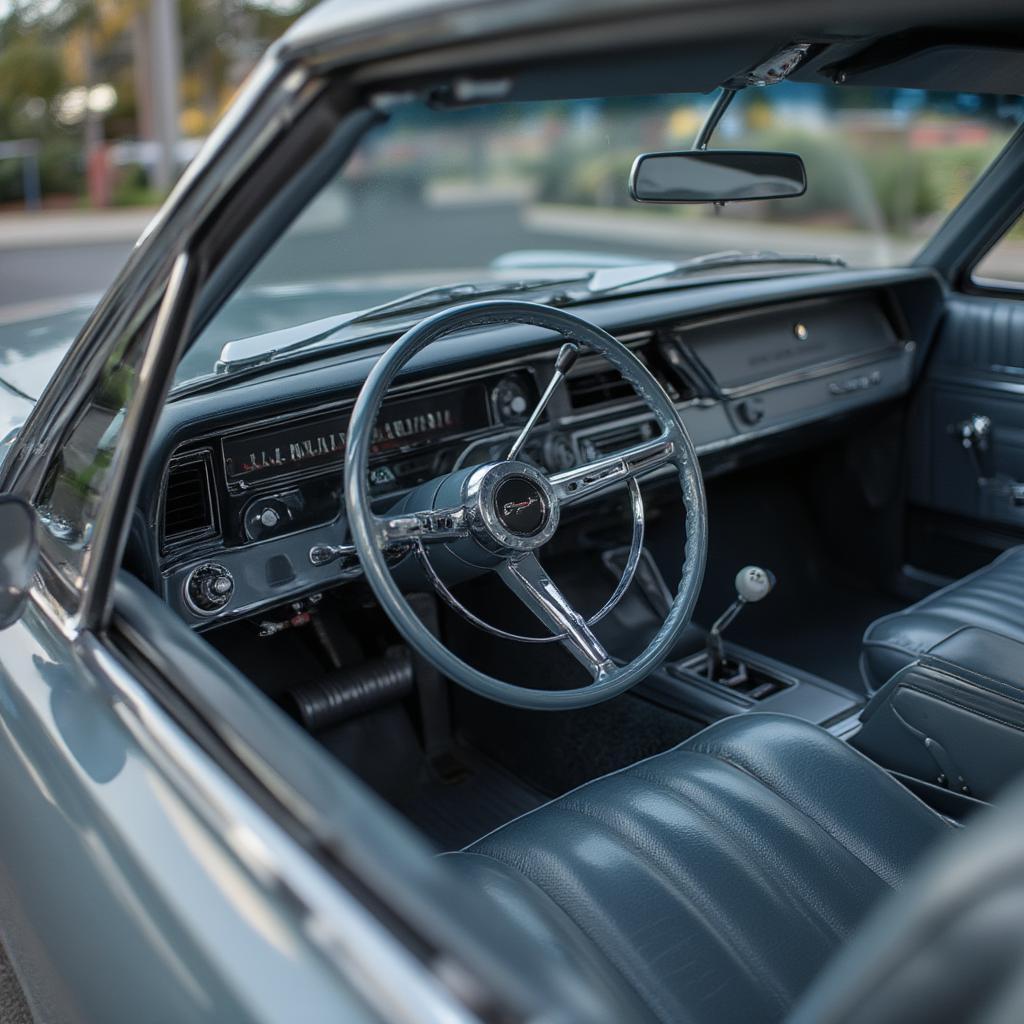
[788,778,1024,1024]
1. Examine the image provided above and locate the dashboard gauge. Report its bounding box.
[491,377,531,425]
[543,433,576,472]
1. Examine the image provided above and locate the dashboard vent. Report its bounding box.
[566,361,638,409]
[566,332,694,410]
[580,418,658,460]
[163,452,217,546]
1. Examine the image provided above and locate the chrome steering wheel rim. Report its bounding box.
[344,299,707,710]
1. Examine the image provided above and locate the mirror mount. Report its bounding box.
[0,495,39,631]
[692,87,738,152]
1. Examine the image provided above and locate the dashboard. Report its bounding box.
[140,268,944,628]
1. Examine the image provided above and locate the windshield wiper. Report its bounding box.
[214,276,590,376]
[344,277,592,325]
[582,250,847,297]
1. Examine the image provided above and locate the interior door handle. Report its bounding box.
[950,413,992,483]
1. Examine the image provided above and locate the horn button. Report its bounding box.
[466,461,560,554]
[494,477,546,536]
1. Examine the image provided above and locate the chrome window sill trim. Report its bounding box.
[81,633,484,1024]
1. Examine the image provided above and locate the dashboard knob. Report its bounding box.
[735,398,765,427]
[185,563,234,615]
[243,495,294,541]
[543,432,576,472]
[492,377,531,425]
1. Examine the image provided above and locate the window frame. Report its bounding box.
[0,57,321,633]
[915,119,1024,291]
[963,196,1024,298]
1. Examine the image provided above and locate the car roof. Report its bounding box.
[276,0,1024,99]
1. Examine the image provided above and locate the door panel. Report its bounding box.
[910,295,1024,562]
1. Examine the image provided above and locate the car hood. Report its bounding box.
[0,297,97,402]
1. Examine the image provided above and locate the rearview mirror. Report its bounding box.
[0,495,39,630]
[629,150,807,204]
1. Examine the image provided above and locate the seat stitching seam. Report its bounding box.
[921,656,1024,705]
[553,801,793,1014]
[903,546,1023,614]
[901,685,1024,732]
[683,749,899,890]
[627,766,847,947]
[444,850,673,1024]
[464,839,688,1024]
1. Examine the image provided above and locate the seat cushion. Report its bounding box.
[862,546,1024,691]
[445,713,949,1024]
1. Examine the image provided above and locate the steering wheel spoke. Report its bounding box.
[376,505,470,545]
[345,299,707,709]
[550,434,675,506]
[496,553,616,679]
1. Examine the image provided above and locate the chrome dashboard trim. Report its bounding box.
[177,363,539,496]
[715,341,913,399]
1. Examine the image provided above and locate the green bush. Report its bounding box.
[529,121,1011,239]
[0,136,81,205]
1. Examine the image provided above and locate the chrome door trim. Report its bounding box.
[79,253,197,631]
[79,631,484,1024]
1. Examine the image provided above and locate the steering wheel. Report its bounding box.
[344,300,707,709]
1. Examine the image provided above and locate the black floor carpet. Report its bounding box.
[714,582,901,691]
[398,749,546,851]
[669,468,905,694]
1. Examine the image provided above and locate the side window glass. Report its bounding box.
[33,323,150,589]
[973,215,1024,289]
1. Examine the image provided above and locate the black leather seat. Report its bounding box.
[862,545,1024,691]
[445,714,951,1023]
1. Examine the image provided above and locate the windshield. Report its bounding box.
[181,84,1023,386]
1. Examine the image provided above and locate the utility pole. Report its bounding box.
[148,0,182,195]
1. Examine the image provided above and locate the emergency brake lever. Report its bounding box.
[506,342,579,460]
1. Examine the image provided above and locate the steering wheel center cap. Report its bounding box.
[466,461,560,553]
[494,476,547,536]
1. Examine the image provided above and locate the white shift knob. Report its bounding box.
[735,565,775,602]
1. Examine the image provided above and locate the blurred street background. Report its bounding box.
[2,0,1024,323]
[0,0,311,311]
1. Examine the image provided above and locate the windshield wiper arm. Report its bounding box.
[584,250,846,297]
[215,276,590,375]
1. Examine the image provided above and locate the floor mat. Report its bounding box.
[399,750,547,851]
[721,582,901,691]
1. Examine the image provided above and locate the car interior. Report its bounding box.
[27,7,1024,1020]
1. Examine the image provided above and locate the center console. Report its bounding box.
[634,563,862,732]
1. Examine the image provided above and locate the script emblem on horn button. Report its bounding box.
[493,476,547,536]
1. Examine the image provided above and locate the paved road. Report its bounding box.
[0,199,699,313]
[0,241,133,308]
[0,196,909,314]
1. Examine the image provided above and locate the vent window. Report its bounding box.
[163,453,217,546]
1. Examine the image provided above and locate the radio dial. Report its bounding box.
[185,563,234,615]
[243,494,296,541]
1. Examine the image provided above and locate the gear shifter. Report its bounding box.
[707,565,776,681]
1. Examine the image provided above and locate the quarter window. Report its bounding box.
[973,215,1024,289]
[33,323,151,591]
